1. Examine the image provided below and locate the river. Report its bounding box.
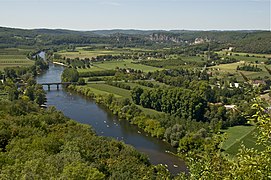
[36,63,187,175]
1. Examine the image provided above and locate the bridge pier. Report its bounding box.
[57,84,59,90]
[47,85,50,91]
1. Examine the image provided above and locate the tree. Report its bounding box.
[34,89,46,105]
[131,87,143,104]
[5,86,19,101]
[61,68,79,82]
[77,78,85,85]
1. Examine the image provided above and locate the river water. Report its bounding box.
[36,63,186,175]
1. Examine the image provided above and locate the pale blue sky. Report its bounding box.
[0,0,270,30]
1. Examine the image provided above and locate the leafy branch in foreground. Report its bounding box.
[177,100,271,179]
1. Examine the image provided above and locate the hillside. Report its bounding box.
[0,27,270,53]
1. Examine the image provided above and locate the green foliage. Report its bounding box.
[0,99,167,179]
[178,101,271,179]
[237,64,262,72]
[132,87,207,121]
[79,70,116,78]
[61,68,79,82]
[77,78,85,85]
[131,86,144,104]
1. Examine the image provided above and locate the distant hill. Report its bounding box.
[0,26,270,53]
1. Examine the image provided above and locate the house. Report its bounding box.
[228,47,234,51]
[224,105,236,110]
[251,80,266,87]
[194,38,205,44]
[229,82,240,88]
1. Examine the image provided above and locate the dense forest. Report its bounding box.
[0,99,171,179]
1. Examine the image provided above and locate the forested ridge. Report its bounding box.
[0,27,270,53]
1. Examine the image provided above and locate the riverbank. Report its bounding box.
[69,84,189,163]
[67,84,166,139]
[52,61,69,67]
[36,64,187,175]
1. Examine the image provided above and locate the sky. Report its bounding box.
[0,0,270,30]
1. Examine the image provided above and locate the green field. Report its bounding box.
[124,82,152,90]
[77,60,162,73]
[222,125,264,155]
[57,47,126,59]
[0,48,34,71]
[57,46,158,60]
[87,83,131,98]
[94,60,161,72]
[211,62,271,80]
[137,105,164,116]
[216,51,271,58]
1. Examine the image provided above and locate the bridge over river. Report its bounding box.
[39,82,77,90]
[17,82,77,90]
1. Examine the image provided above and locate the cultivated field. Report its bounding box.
[210,62,271,80]
[56,47,149,59]
[78,60,162,73]
[94,60,161,72]
[87,83,131,98]
[0,48,34,71]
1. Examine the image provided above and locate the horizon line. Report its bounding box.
[1,25,270,32]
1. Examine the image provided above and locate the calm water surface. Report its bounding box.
[36,64,187,175]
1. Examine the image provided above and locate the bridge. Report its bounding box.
[39,82,77,90]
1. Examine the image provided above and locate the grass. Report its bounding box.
[210,62,271,81]
[137,105,164,116]
[124,82,152,90]
[78,66,104,72]
[222,125,264,155]
[181,55,206,62]
[57,48,125,59]
[216,51,271,59]
[94,60,162,72]
[87,83,131,98]
[77,60,162,73]
[78,86,120,97]
[0,48,34,71]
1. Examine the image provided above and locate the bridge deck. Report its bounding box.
[39,82,75,85]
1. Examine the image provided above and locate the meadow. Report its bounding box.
[216,51,271,58]
[57,46,149,59]
[222,125,264,155]
[216,51,270,63]
[76,59,162,73]
[93,60,161,72]
[87,83,131,98]
[57,49,122,59]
